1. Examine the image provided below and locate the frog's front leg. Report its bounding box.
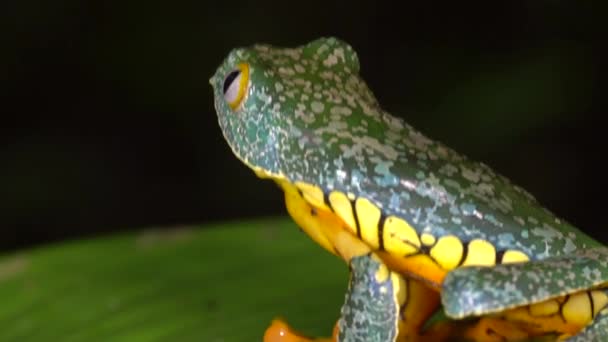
[336,253,402,342]
[442,247,608,340]
[264,252,442,342]
[338,253,446,342]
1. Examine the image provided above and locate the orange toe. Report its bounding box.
[264,319,310,342]
[263,318,336,342]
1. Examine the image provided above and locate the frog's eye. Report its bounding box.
[223,63,249,110]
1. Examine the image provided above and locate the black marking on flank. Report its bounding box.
[351,199,361,239]
[399,279,409,321]
[310,207,317,216]
[496,250,506,264]
[457,241,469,266]
[419,243,432,256]
[223,70,240,94]
[324,192,334,212]
[558,295,570,323]
[588,291,595,319]
[378,214,387,251]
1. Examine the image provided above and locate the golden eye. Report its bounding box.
[223,63,249,110]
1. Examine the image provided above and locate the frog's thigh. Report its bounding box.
[564,302,608,342]
[442,248,608,320]
[442,248,608,340]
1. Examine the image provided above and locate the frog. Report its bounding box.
[209,37,608,342]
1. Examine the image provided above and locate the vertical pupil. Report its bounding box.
[223,70,241,94]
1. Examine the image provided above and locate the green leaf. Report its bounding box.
[0,217,346,341]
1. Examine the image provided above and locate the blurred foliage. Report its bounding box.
[1,1,605,250]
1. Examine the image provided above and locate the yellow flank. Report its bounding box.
[462,239,496,266]
[501,250,529,264]
[355,197,382,249]
[429,235,464,270]
[328,191,357,233]
[294,181,331,211]
[382,216,420,256]
[529,299,560,316]
[420,233,436,246]
[562,292,593,326]
[280,181,335,255]
[591,290,608,316]
[282,180,372,263]
[334,230,373,261]
[379,252,447,288]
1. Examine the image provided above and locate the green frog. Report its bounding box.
[210,37,608,342]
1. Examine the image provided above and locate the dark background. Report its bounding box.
[2,1,605,253]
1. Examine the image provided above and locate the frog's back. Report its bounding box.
[272,41,595,262]
[212,37,600,279]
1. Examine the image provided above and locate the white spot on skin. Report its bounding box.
[311,101,325,113]
[323,47,346,67]
[401,180,417,191]
[330,106,352,116]
[278,67,295,76]
[461,166,481,183]
[336,169,347,182]
[356,136,398,160]
[563,238,577,253]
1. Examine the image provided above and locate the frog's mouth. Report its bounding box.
[219,115,287,182]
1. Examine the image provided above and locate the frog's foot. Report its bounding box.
[263,319,338,342]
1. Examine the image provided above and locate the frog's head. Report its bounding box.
[210,37,378,181]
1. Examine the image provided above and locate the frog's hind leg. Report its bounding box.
[441,247,608,340]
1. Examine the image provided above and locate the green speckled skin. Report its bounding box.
[339,254,399,342]
[210,37,608,340]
